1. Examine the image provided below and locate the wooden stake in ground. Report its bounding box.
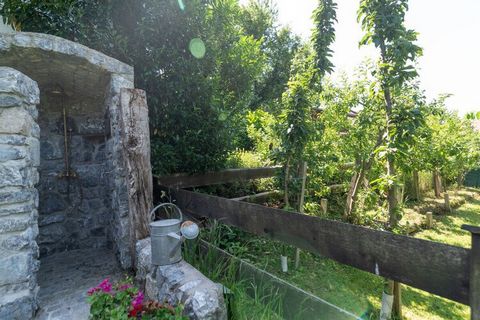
[320,198,328,215]
[425,211,433,229]
[445,192,452,213]
[295,162,307,269]
[412,170,421,200]
[433,170,442,198]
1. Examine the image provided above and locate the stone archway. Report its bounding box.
[0,32,152,319]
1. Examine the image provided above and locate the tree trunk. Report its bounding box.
[380,40,401,318]
[344,130,385,220]
[284,159,290,208]
[433,170,442,198]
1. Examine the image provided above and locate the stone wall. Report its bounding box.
[36,87,111,256]
[0,67,40,319]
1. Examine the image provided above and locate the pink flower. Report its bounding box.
[98,278,112,293]
[87,287,98,296]
[131,291,144,309]
[129,291,144,318]
[87,278,112,295]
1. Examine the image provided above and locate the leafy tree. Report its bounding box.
[2,0,274,174]
[419,99,480,189]
[358,0,422,227]
[274,0,337,209]
[358,1,423,317]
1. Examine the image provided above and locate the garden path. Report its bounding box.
[35,248,124,320]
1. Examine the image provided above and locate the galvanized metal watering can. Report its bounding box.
[150,203,199,266]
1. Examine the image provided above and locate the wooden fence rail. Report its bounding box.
[160,186,474,309]
[154,166,280,189]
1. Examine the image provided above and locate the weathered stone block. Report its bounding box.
[0,253,33,286]
[0,215,32,233]
[136,238,227,320]
[39,193,67,214]
[1,226,38,251]
[0,202,34,217]
[0,145,25,162]
[38,224,66,244]
[0,107,39,137]
[0,188,34,205]
[0,162,25,186]
[0,135,27,146]
[38,213,65,227]
[0,289,36,320]
[0,67,40,105]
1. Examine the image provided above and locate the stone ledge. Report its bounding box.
[0,33,134,80]
[136,238,227,320]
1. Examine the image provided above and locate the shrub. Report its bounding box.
[87,278,187,320]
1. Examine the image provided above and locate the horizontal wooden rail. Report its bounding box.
[161,186,471,305]
[154,166,280,189]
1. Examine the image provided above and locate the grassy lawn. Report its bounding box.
[212,187,480,319]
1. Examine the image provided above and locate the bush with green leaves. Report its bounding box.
[1,0,298,174]
[87,278,186,320]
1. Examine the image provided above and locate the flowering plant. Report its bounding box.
[87,277,187,320]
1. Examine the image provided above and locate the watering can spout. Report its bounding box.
[167,232,185,258]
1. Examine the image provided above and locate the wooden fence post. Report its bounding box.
[321,198,328,215]
[295,162,307,269]
[462,225,480,320]
[445,192,452,213]
[426,212,433,229]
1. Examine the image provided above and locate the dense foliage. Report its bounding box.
[2,0,478,212]
[87,278,186,319]
[1,0,298,174]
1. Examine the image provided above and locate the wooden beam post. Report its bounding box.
[426,212,433,229]
[445,192,452,213]
[321,198,328,215]
[295,162,308,269]
[462,225,480,320]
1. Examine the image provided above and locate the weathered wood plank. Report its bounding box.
[462,225,480,319]
[199,240,358,319]
[163,187,470,304]
[119,89,152,242]
[155,167,279,188]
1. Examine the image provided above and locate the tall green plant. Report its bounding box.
[358,1,422,317]
[276,0,337,209]
[358,0,422,228]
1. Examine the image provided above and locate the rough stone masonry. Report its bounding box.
[0,67,41,319]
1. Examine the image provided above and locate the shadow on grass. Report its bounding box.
[400,285,468,320]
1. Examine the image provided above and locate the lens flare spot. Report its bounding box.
[189,38,206,59]
[177,0,185,11]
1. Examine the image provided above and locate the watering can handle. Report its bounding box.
[150,203,183,222]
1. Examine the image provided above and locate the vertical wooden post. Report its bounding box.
[393,281,402,319]
[425,212,433,229]
[412,170,420,200]
[445,192,451,213]
[320,198,328,215]
[433,170,442,198]
[462,225,480,320]
[295,162,307,269]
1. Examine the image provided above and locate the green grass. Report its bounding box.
[183,224,283,320]
[208,188,480,319]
